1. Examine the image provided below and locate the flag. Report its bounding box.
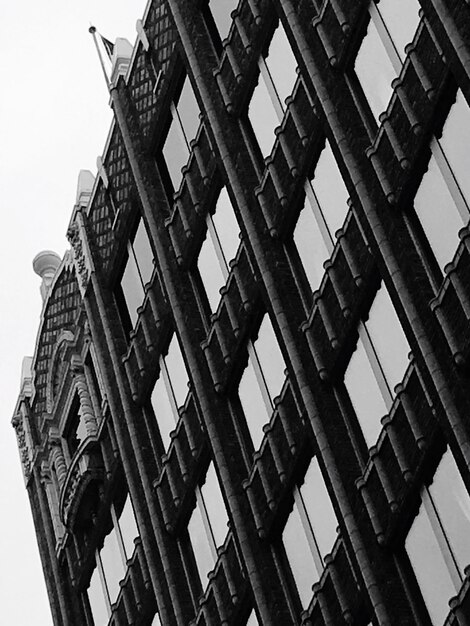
[101,35,114,61]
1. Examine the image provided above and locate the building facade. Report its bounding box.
[12,0,470,624]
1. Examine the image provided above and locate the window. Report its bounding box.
[406,450,470,624]
[65,395,87,458]
[293,141,350,293]
[414,91,470,270]
[283,457,338,607]
[238,315,286,450]
[248,23,298,157]
[188,463,229,588]
[161,75,200,192]
[87,496,139,623]
[208,0,238,40]
[150,333,189,449]
[198,187,240,313]
[344,282,410,447]
[354,0,420,120]
[117,218,154,330]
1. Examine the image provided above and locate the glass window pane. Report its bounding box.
[406,502,455,625]
[162,119,189,191]
[100,528,126,605]
[439,90,470,209]
[376,0,420,60]
[294,198,330,293]
[246,610,259,626]
[165,334,189,409]
[429,450,470,576]
[151,374,176,447]
[414,153,465,269]
[300,458,338,560]
[311,142,350,238]
[88,566,109,626]
[283,503,317,607]
[121,249,145,326]
[254,316,285,402]
[209,0,238,39]
[198,233,226,312]
[133,220,154,287]
[119,496,139,561]
[176,78,200,147]
[344,336,388,447]
[248,73,279,158]
[188,504,215,585]
[365,283,410,393]
[211,188,240,268]
[239,359,270,450]
[264,25,297,108]
[201,464,228,548]
[355,17,396,120]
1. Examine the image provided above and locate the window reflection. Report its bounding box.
[209,0,238,40]
[119,218,154,331]
[283,457,338,607]
[188,463,229,589]
[406,450,470,624]
[161,75,201,192]
[88,565,109,625]
[414,91,470,271]
[198,231,226,313]
[248,22,298,158]
[87,497,140,623]
[199,187,240,314]
[151,334,189,449]
[238,315,286,450]
[344,282,409,448]
[293,195,330,293]
[66,395,87,458]
[354,1,420,120]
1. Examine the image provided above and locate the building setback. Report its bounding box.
[12,0,470,624]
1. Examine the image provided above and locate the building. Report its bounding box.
[12,0,470,624]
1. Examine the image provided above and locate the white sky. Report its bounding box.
[0,1,148,623]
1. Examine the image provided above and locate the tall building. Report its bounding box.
[12,0,470,624]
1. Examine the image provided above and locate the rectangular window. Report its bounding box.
[188,463,229,588]
[354,0,420,120]
[117,217,154,331]
[198,187,240,314]
[344,282,410,447]
[406,450,470,624]
[161,75,201,193]
[238,315,286,450]
[150,333,189,449]
[248,23,298,158]
[414,91,470,271]
[283,457,338,607]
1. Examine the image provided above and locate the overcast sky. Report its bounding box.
[0,1,147,622]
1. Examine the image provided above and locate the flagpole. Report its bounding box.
[89,26,111,90]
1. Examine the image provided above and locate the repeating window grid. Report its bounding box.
[293,487,324,576]
[421,489,462,590]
